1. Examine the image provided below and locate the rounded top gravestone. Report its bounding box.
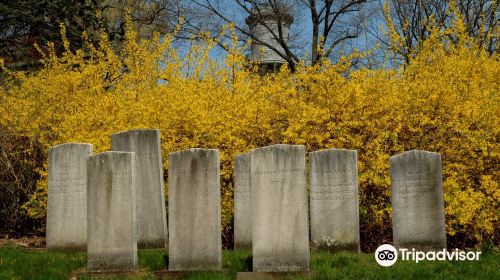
[390,149,446,251]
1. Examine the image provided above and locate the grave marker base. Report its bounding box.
[71,268,148,277]
[237,272,315,280]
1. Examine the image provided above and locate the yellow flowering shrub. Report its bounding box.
[0,15,497,250]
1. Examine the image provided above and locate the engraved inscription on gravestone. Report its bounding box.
[111,129,168,249]
[250,144,310,272]
[391,150,446,251]
[168,149,222,271]
[234,152,251,249]
[47,143,92,251]
[87,152,138,271]
[310,149,360,252]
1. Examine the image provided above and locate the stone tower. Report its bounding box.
[245,4,293,73]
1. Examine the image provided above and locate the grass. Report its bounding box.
[0,245,85,280]
[0,245,498,279]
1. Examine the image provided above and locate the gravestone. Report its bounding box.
[46,143,92,251]
[391,149,446,251]
[87,152,138,271]
[234,152,251,249]
[310,149,360,252]
[111,129,167,249]
[250,144,309,272]
[168,148,222,271]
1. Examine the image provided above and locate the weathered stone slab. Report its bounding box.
[87,152,137,271]
[168,148,222,271]
[390,149,446,251]
[310,149,360,252]
[111,129,167,249]
[250,144,309,272]
[234,152,251,249]
[46,143,92,251]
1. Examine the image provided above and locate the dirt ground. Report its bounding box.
[0,236,45,248]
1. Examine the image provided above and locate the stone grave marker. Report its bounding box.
[250,144,309,272]
[310,148,360,252]
[111,129,167,249]
[168,148,222,271]
[391,149,446,250]
[47,143,92,251]
[87,152,138,271]
[234,152,251,249]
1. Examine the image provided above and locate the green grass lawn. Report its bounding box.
[0,245,498,279]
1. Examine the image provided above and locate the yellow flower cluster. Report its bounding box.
[0,14,497,249]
